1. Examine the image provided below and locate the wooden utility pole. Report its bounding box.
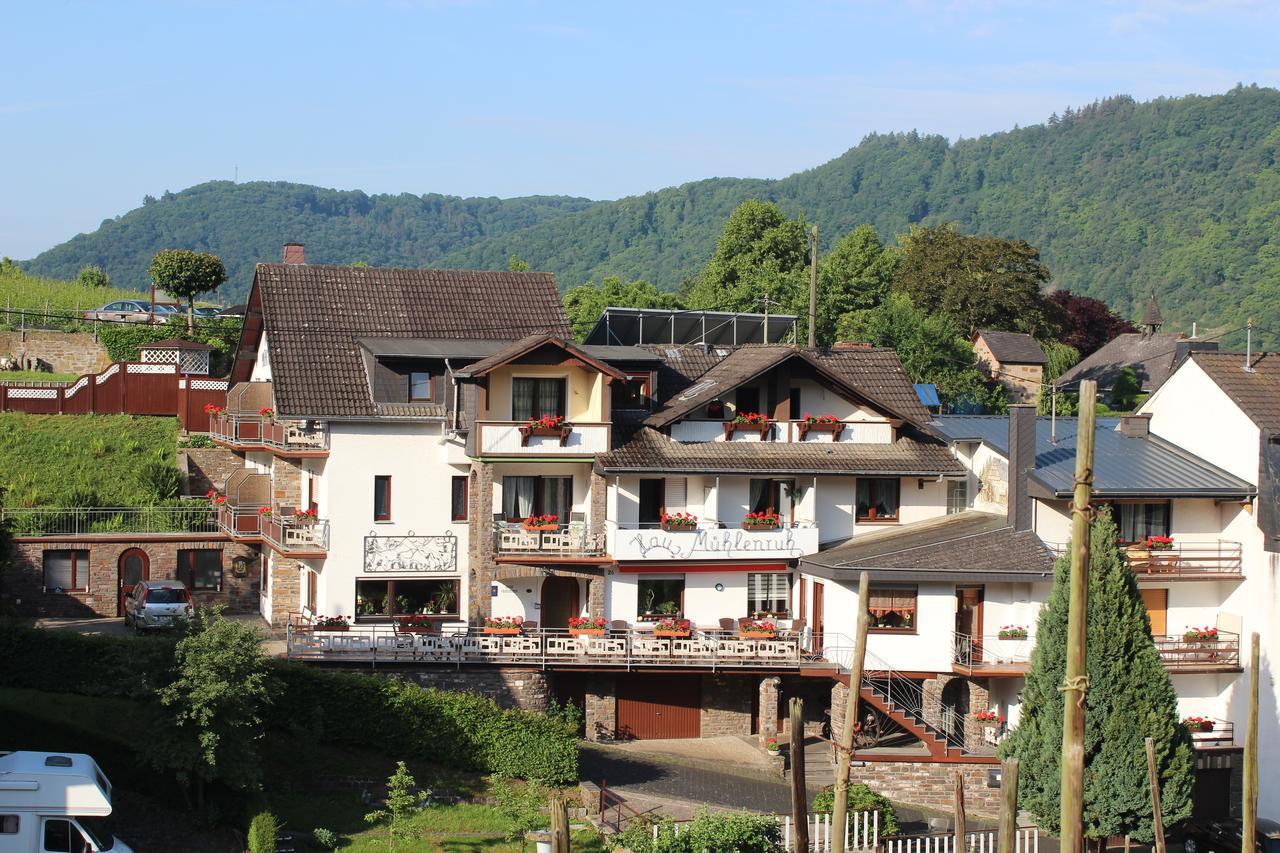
[790,697,809,853]
[549,793,570,853]
[1145,737,1166,853]
[1059,379,1098,853]
[954,770,968,853]
[808,224,819,348]
[998,758,1019,853]
[1244,632,1260,853]
[832,570,871,853]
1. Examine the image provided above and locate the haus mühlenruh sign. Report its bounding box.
[621,527,806,560]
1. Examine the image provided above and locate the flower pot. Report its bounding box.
[660,522,697,532]
[314,625,349,632]
[797,421,845,441]
[569,628,605,637]
[523,524,558,532]
[739,631,777,640]
[723,421,772,440]
[396,623,436,633]
[742,522,779,531]
[484,627,522,635]
[518,423,573,447]
[654,629,690,638]
[998,633,1028,641]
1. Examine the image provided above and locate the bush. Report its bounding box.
[270,665,579,786]
[136,458,181,502]
[617,809,781,853]
[811,783,900,835]
[311,827,338,850]
[247,811,279,853]
[0,620,177,700]
[179,433,215,448]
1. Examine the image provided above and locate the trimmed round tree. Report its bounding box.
[148,249,227,334]
[999,508,1195,843]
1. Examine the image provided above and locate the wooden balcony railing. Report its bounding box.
[209,413,328,453]
[1045,540,1243,579]
[1155,631,1242,672]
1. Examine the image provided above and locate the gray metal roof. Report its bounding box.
[585,307,797,347]
[933,415,1256,499]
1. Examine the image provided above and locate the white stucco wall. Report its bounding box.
[249,333,272,382]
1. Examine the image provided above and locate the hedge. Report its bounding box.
[270,664,578,786]
[0,622,578,786]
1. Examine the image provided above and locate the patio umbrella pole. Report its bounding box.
[832,570,871,853]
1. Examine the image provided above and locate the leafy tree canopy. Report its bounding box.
[999,509,1195,842]
[149,249,227,333]
[76,265,111,288]
[563,276,684,341]
[1049,290,1137,356]
[893,223,1056,336]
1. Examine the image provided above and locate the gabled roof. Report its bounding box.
[974,330,1047,365]
[643,345,931,430]
[932,415,1255,499]
[241,263,570,418]
[1188,350,1280,435]
[800,511,1056,582]
[596,425,963,476]
[454,334,628,381]
[1055,332,1186,391]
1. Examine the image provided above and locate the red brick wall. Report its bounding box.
[6,537,260,617]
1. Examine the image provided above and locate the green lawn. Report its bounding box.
[0,687,606,852]
[0,412,177,506]
[0,370,79,382]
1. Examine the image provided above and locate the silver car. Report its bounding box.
[83,300,153,323]
[123,580,193,632]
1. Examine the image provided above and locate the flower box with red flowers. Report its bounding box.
[259,407,275,420]
[1145,535,1175,551]
[484,616,523,635]
[972,710,1005,725]
[313,615,350,632]
[765,736,780,753]
[1184,715,1216,733]
[258,506,273,517]
[653,618,691,638]
[1183,627,1219,643]
[739,619,777,639]
[724,412,773,440]
[293,508,319,525]
[206,489,227,505]
[660,511,698,532]
[997,625,1029,640]
[742,511,782,531]
[568,616,608,637]
[522,513,560,532]
[203,403,224,417]
[797,413,845,441]
[394,615,438,634]
[518,414,573,446]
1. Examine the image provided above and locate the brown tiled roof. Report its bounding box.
[643,345,931,429]
[253,263,570,418]
[457,334,627,381]
[1056,332,1184,391]
[801,511,1056,581]
[1189,351,1280,434]
[975,330,1047,365]
[596,426,963,475]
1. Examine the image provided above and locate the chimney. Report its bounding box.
[833,341,874,351]
[282,243,305,265]
[1119,413,1150,438]
[1007,404,1036,531]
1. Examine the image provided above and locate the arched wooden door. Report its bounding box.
[118,548,149,615]
[539,576,579,629]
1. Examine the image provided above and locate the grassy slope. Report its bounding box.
[0,413,177,506]
[0,266,145,320]
[0,687,603,852]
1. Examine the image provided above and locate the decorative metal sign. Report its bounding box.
[622,528,806,560]
[363,532,458,573]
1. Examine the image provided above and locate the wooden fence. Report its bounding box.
[0,362,227,431]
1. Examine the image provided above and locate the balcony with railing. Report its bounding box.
[1156,630,1242,672]
[494,522,608,561]
[669,418,894,445]
[952,631,1033,676]
[1187,718,1235,749]
[473,420,610,458]
[608,521,820,562]
[1045,539,1243,580]
[4,505,219,538]
[209,412,328,455]
[261,513,330,556]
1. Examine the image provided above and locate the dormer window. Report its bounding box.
[409,371,433,401]
[612,372,653,410]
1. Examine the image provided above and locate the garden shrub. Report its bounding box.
[136,457,181,502]
[247,811,279,853]
[616,809,781,853]
[811,783,900,835]
[0,620,178,700]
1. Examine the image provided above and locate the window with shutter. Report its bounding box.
[747,573,790,617]
[867,584,917,632]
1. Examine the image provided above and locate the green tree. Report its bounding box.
[998,508,1195,843]
[507,255,531,272]
[893,223,1056,336]
[76,265,111,288]
[155,608,274,810]
[837,292,995,410]
[488,775,547,851]
[562,276,683,341]
[683,199,808,328]
[1109,367,1142,412]
[816,225,897,344]
[364,761,430,851]
[148,249,227,334]
[247,812,279,853]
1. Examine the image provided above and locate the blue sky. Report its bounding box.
[3,0,1279,258]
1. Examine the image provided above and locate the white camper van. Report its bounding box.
[0,752,134,852]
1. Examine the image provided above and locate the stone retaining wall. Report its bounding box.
[0,330,110,376]
[852,761,1001,817]
[180,447,244,495]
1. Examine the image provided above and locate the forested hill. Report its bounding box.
[21,182,597,301]
[441,86,1280,332]
[22,86,1280,332]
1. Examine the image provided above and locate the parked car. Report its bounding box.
[193,306,220,318]
[1183,818,1280,853]
[122,579,193,632]
[82,300,153,323]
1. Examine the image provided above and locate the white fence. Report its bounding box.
[880,828,1039,853]
[781,810,880,851]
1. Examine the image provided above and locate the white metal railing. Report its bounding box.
[952,632,1033,671]
[781,810,880,851]
[495,525,607,556]
[475,420,610,455]
[668,419,895,445]
[3,505,219,537]
[881,829,1039,853]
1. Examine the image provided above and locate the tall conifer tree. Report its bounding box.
[999,508,1195,843]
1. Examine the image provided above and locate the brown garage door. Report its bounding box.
[617,674,701,740]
